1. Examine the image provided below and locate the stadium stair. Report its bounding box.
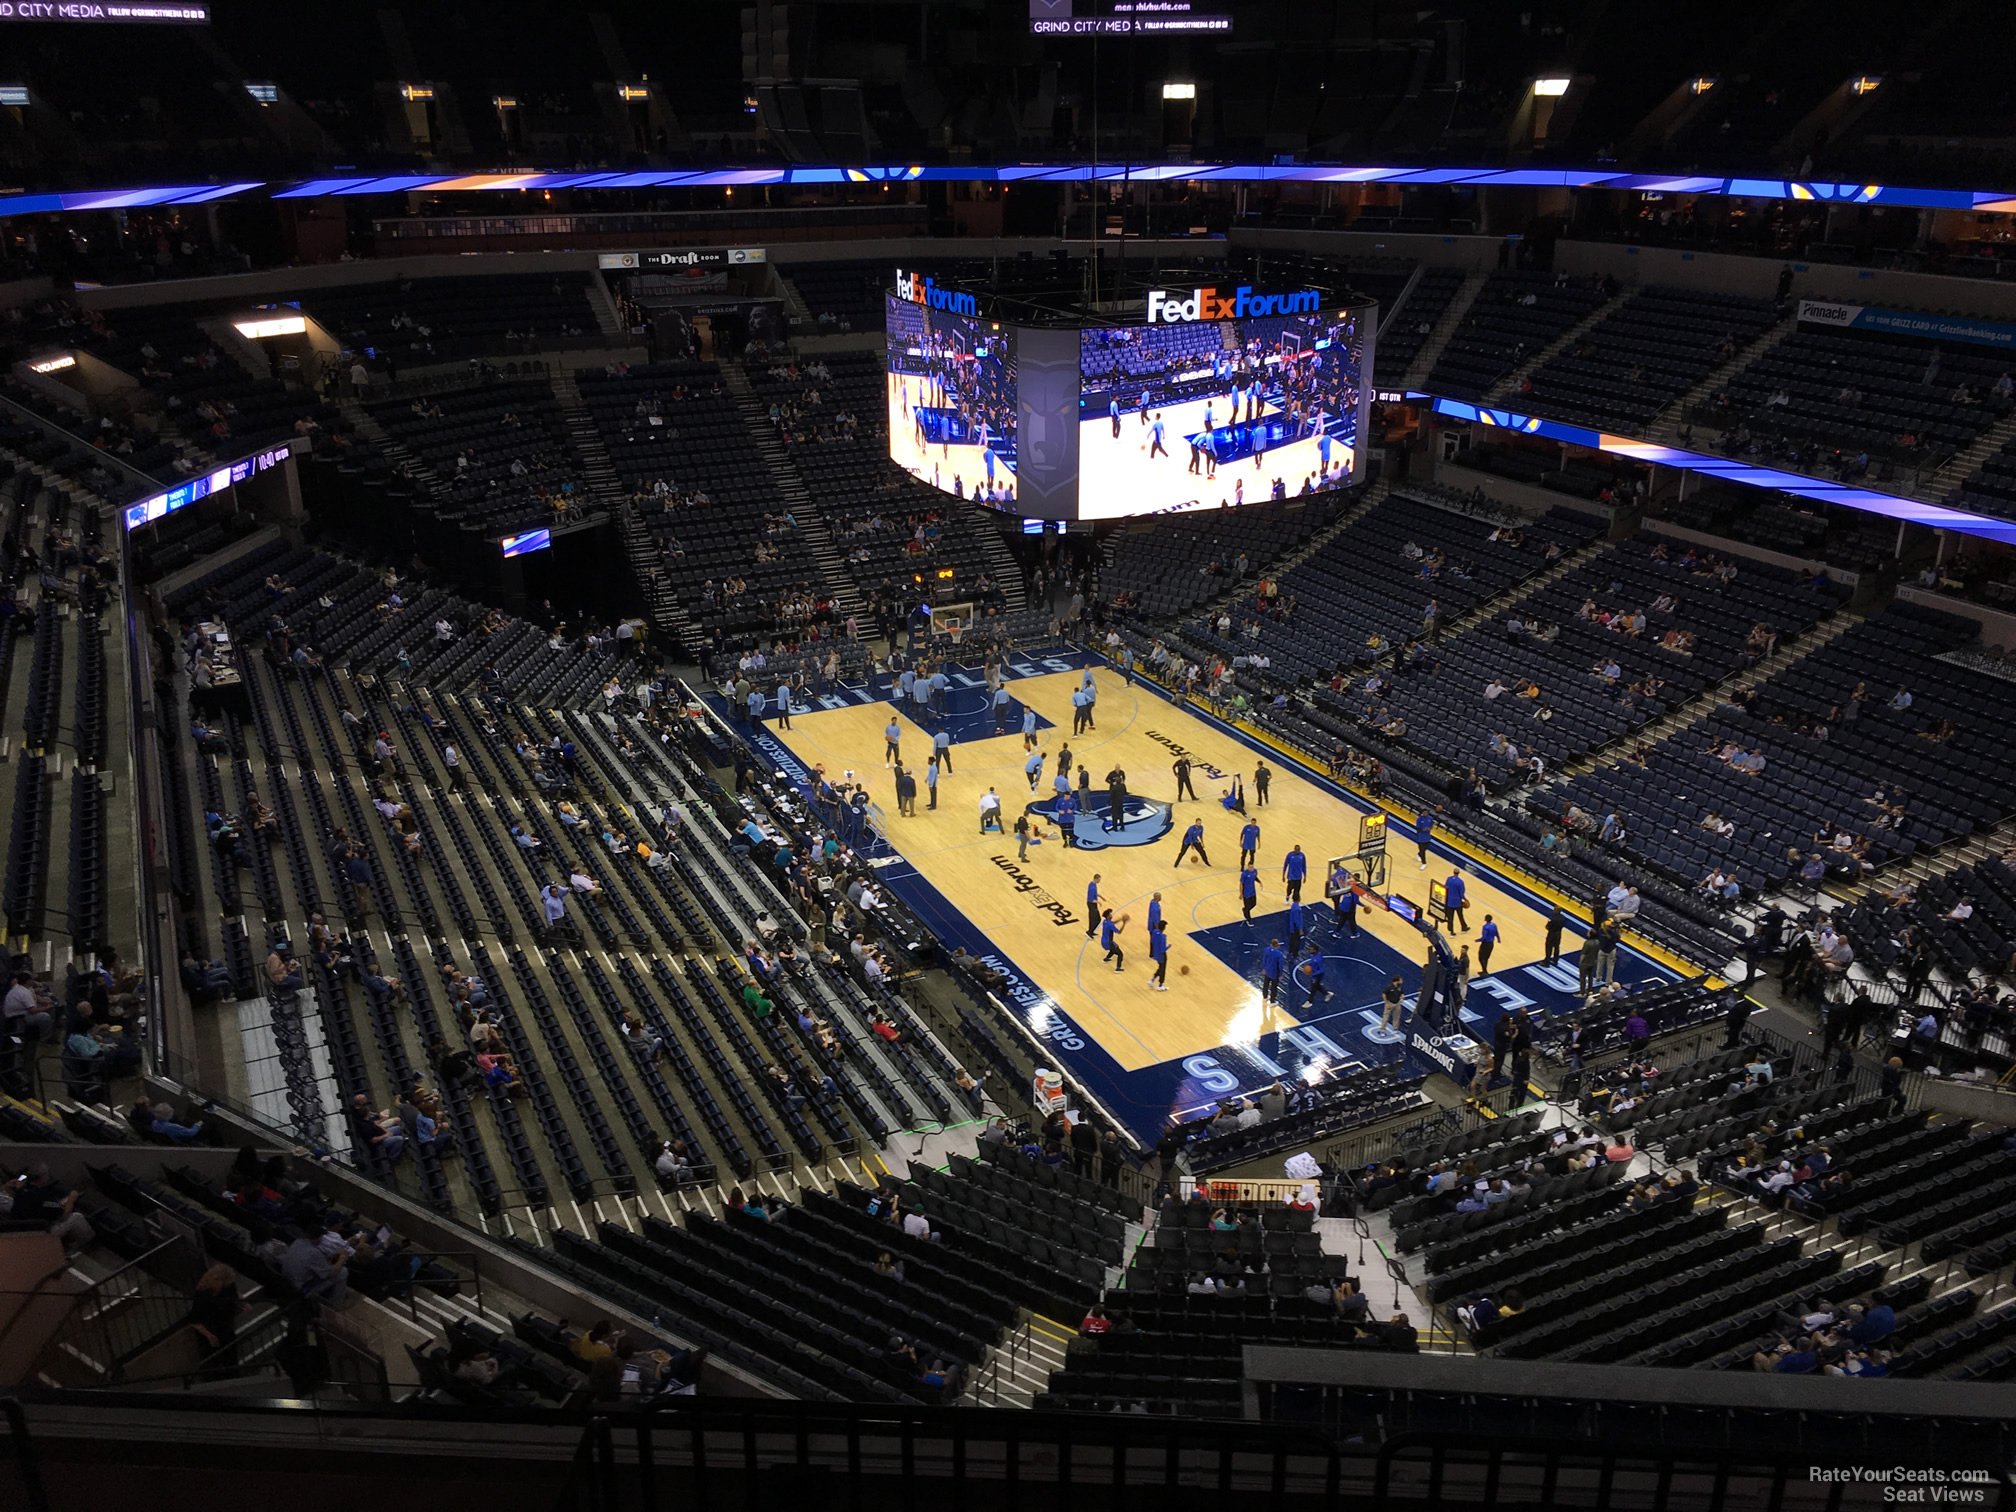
[1156,478,1395,628]
[1645,316,1800,443]
[1484,296,1624,407]
[720,360,866,621]
[960,1310,1075,1407]
[548,366,626,504]
[1547,609,1864,784]
[1396,527,1611,652]
[336,398,437,488]
[1376,263,1427,338]
[977,523,1031,613]
[1401,269,1489,390]
[614,498,702,652]
[1931,406,2016,499]
[584,271,627,342]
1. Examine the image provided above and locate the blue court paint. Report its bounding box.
[710,649,1682,1146]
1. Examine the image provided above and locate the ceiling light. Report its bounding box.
[234,316,306,339]
[1162,82,1196,101]
[1533,77,1571,97]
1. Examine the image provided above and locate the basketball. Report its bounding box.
[1180,965,1191,976]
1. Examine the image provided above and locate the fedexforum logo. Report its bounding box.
[1146,285,1323,324]
[1143,728,1227,781]
[895,267,979,318]
[988,854,1078,927]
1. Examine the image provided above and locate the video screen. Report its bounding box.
[885,295,1018,506]
[1076,307,1367,519]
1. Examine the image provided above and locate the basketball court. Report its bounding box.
[1076,394,1355,518]
[724,652,1680,1143]
[886,372,1016,503]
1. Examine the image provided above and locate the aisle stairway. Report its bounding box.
[1645,317,1800,443]
[720,362,867,621]
[547,367,623,504]
[1401,270,1489,389]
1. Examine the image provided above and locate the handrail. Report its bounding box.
[0,1397,51,1512]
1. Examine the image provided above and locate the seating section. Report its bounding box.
[162,532,971,1213]
[539,1201,993,1403]
[745,351,1017,612]
[1942,429,2016,527]
[1709,319,2015,473]
[581,360,837,636]
[369,378,589,535]
[1102,495,1328,618]
[1524,287,1780,431]
[1373,268,1466,384]
[1550,603,2016,894]
[1178,487,1601,694]
[1173,1063,1429,1171]
[1836,858,2016,1061]
[1322,530,1836,792]
[303,274,602,367]
[1425,271,1613,401]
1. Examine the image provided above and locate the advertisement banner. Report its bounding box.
[1797,299,2016,351]
[597,248,765,271]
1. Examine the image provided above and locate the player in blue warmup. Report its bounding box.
[1148,920,1169,990]
[1282,843,1308,901]
[1055,791,1078,848]
[1100,909,1128,971]
[1260,938,1287,1005]
[1328,865,1360,937]
[1298,944,1332,1003]
[1240,818,1261,868]
[1239,864,1260,921]
[1444,868,1469,931]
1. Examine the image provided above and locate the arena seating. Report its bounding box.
[578,360,832,636]
[1648,485,1897,575]
[1548,604,2016,894]
[1373,267,1466,384]
[1424,272,1614,401]
[1172,486,1602,693]
[1522,287,1781,431]
[303,274,602,367]
[744,351,1017,611]
[155,540,968,1210]
[368,377,589,535]
[1708,318,2015,473]
[1102,494,1329,619]
[1940,429,2016,527]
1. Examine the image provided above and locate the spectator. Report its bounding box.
[280,1230,349,1306]
[10,1163,95,1254]
[128,1097,206,1144]
[2,970,51,1042]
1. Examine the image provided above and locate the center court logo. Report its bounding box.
[1145,285,1323,324]
[895,267,979,317]
[1027,794,1175,850]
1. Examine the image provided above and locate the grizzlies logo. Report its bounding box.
[1028,793,1176,851]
